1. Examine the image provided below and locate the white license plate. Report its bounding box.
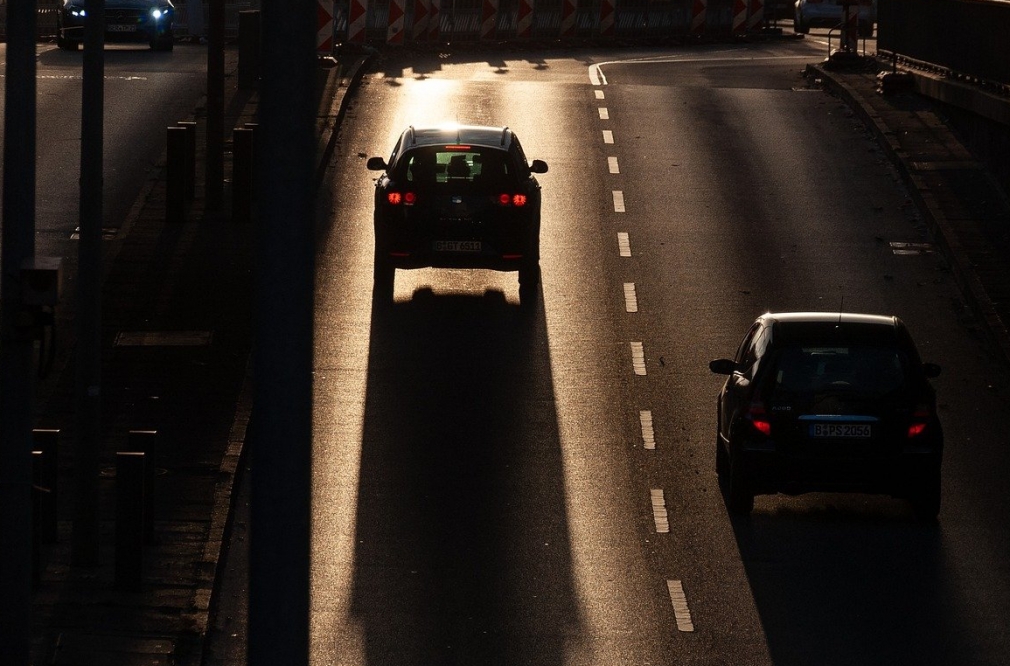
[434,240,481,252]
[107,24,137,32]
[810,423,872,438]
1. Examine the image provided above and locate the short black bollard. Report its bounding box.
[177,121,198,200]
[32,428,60,543]
[128,429,158,544]
[244,123,259,201]
[232,127,255,223]
[238,10,261,90]
[115,452,145,591]
[167,126,188,223]
[32,450,44,588]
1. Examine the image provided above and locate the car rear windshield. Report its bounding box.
[397,146,519,191]
[764,345,910,401]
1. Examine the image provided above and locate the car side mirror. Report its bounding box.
[529,159,548,174]
[366,157,388,171]
[922,362,941,379]
[709,358,736,375]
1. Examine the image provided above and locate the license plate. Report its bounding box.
[810,423,872,438]
[433,240,481,252]
[107,24,137,32]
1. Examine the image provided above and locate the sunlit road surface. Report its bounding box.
[309,39,1010,666]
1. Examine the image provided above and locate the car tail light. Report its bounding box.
[747,402,772,436]
[496,193,527,207]
[387,191,416,206]
[908,405,932,438]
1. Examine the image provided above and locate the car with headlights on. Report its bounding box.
[709,312,943,519]
[793,0,875,37]
[366,125,548,306]
[57,0,175,51]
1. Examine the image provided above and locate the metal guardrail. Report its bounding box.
[878,0,1010,87]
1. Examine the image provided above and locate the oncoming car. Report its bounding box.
[366,125,548,306]
[57,0,175,51]
[793,0,875,37]
[709,312,943,519]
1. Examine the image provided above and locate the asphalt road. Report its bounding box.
[237,39,1010,665]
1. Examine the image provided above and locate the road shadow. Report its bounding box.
[347,285,581,665]
[729,498,980,665]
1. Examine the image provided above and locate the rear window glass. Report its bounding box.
[397,147,518,190]
[766,345,908,398]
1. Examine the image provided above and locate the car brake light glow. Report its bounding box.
[747,402,772,436]
[908,407,931,438]
[496,193,527,207]
[512,193,527,207]
[498,193,511,205]
[387,191,416,205]
[445,145,471,151]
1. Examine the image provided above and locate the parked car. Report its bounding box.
[794,0,875,37]
[57,0,175,51]
[709,312,943,519]
[366,125,548,306]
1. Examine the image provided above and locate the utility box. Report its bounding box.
[20,256,64,307]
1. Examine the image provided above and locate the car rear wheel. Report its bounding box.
[793,15,809,34]
[715,434,729,477]
[372,252,394,305]
[910,471,941,521]
[57,31,80,51]
[725,450,754,515]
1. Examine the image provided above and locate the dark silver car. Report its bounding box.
[710,312,943,519]
[57,0,175,51]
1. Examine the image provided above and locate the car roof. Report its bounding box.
[400,125,514,151]
[759,312,905,346]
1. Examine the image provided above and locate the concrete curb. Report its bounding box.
[808,61,1010,368]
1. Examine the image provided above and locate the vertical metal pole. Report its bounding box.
[177,121,198,200]
[206,0,226,210]
[0,0,38,661]
[232,127,255,223]
[115,452,145,591]
[73,0,105,570]
[251,0,315,662]
[33,429,60,544]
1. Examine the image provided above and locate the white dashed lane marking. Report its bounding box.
[630,341,646,375]
[608,156,620,174]
[667,580,696,632]
[623,282,638,312]
[612,190,625,212]
[640,410,655,449]
[617,232,631,257]
[602,129,614,144]
[595,89,605,99]
[598,107,610,120]
[651,489,669,533]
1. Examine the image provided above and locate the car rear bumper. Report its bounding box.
[736,445,941,497]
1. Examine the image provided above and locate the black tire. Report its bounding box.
[57,32,80,51]
[910,472,941,522]
[794,15,809,34]
[715,434,729,477]
[372,253,394,305]
[518,263,541,309]
[726,451,754,515]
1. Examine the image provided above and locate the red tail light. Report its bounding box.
[496,193,527,207]
[908,406,932,438]
[747,402,772,436]
[387,191,416,206]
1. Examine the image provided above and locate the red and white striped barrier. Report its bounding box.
[599,0,615,37]
[412,0,430,41]
[481,0,498,40]
[517,0,535,39]
[348,0,367,42]
[747,0,764,31]
[560,0,576,38]
[388,0,406,43]
[732,0,747,34]
[317,0,333,53]
[691,0,707,35]
[429,0,441,40]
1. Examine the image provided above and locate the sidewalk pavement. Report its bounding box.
[809,56,1010,366]
[27,42,1010,666]
[29,46,369,666]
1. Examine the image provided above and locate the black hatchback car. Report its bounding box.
[709,312,943,519]
[57,0,175,51]
[366,125,548,305]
